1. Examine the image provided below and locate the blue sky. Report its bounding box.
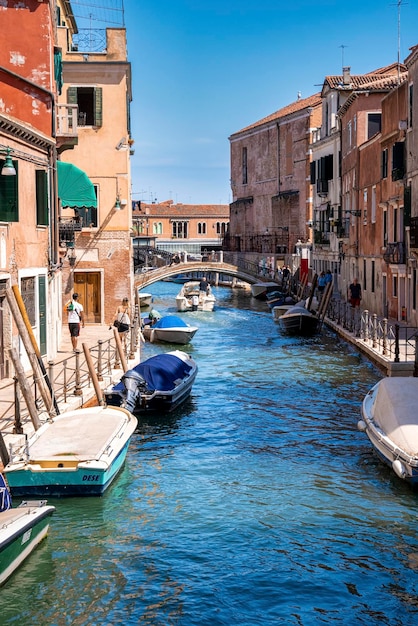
[77,1,418,205]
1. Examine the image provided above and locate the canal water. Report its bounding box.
[3,281,418,625]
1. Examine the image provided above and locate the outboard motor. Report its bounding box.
[121,369,147,413]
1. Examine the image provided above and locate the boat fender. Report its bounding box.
[392,459,407,480]
[357,420,366,432]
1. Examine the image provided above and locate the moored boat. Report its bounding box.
[4,406,137,497]
[142,315,198,345]
[358,377,418,485]
[278,305,320,336]
[250,282,279,299]
[105,350,198,413]
[0,474,55,586]
[138,292,153,308]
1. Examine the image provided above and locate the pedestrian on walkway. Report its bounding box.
[114,297,131,351]
[66,293,85,351]
[349,278,362,308]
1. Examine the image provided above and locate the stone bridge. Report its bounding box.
[134,261,279,291]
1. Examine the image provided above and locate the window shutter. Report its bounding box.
[36,170,49,226]
[67,86,77,104]
[310,161,316,184]
[94,87,103,127]
[325,154,333,180]
[0,160,18,222]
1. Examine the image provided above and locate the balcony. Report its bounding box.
[59,217,83,247]
[383,242,405,265]
[56,104,78,152]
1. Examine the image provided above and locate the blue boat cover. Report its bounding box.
[113,353,193,392]
[0,473,12,511]
[154,315,188,329]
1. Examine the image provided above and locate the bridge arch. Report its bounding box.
[134,262,279,291]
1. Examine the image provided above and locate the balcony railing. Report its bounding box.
[56,104,78,137]
[383,241,405,265]
[59,217,83,247]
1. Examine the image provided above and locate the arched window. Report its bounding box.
[153,222,163,235]
[172,221,188,238]
[197,222,206,235]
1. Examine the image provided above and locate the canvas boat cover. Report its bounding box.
[371,377,418,457]
[154,316,188,329]
[115,354,193,393]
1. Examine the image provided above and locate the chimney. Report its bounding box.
[342,66,351,86]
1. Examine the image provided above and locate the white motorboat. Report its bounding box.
[175,281,216,312]
[138,292,153,308]
[358,377,418,485]
[4,406,137,497]
[142,315,198,345]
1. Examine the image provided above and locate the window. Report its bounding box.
[21,276,36,326]
[413,269,417,310]
[216,221,227,235]
[383,209,388,246]
[152,222,162,235]
[76,185,98,227]
[371,186,376,224]
[67,86,103,127]
[394,207,398,242]
[371,260,375,293]
[381,149,388,179]
[172,221,188,238]
[347,121,352,149]
[409,83,413,128]
[393,275,398,298]
[242,147,248,185]
[197,222,206,235]
[0,159,18,222]
[392,142,405,181]
[367,113,381,139]
[36,170,48,226]
[363,259,367,291]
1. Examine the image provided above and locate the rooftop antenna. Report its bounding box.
[339,45,348,71]
[392,0,407,81]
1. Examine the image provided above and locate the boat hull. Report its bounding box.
[4,407,137,497]
[138,292,153,308]
[360,378,418,485]
[279,307,320,336]
[0,501,55,586]
[144,327,198,344]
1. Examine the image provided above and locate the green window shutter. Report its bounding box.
[0,160,18,222]
[94,87,102,127]
[67,86,77,104]
[36,170,48,226]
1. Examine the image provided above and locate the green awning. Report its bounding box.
[57,161,97,208]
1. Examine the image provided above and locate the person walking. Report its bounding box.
[67,293,84,352]
[115,297,131,350]
[349,278,362,308]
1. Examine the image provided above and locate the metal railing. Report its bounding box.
[0,316,142,437]
[326,298,418,363]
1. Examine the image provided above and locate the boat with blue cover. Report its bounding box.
[105,350,198,413]
[0,474,55,585]
[142,315,198,344]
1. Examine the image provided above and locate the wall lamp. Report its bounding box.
[1,148,16,176]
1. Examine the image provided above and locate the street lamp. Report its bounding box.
[1,147,16,176]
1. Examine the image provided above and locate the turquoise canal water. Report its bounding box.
[3,282,418,625]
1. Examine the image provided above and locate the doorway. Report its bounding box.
[73,272,101,323]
